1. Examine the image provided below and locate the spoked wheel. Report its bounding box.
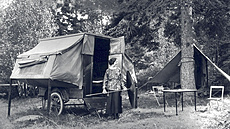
[50,92,63,115]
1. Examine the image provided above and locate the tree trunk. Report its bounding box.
[180,0,196,90]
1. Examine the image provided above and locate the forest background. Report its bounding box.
[0,0,229,90]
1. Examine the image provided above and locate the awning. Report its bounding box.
[150,44,230,83]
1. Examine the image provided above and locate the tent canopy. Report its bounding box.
[10,33,88,87]
[150,44,230,85]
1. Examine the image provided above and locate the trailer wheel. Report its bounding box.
[50,92,63,115]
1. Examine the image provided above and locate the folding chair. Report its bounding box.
[208,86,224,110]
[150,86,165,106]
[84,97,107,119]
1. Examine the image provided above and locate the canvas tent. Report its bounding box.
[10,33,137,95]
[150,44,230,89]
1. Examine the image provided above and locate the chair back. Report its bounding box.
[209,86,224,101]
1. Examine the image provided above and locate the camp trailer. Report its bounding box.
[8,33,137,116]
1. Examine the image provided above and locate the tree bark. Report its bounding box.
[180,0,196,90]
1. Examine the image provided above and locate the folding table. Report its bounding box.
[163,89,197,115]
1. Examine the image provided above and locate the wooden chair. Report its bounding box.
[208,86,224,110]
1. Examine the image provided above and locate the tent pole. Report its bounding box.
[7,79,12,117]
[206,59,209,87]
[134,86,138,108]
[47,79,51,115]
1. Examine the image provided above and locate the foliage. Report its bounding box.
[105,0,230,87]
[0,0,229,87]
[193,0,230,87]
[0,0,57,83]
[104,0,180,85]
[52,0,120,35]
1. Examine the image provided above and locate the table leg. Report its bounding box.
[181,92,183,111]
[175,92,178,115]
[194,91,196,111]
[163,92,166,112]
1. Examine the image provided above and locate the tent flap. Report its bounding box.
[123,54,137,83]
[194,44,230,82]
[82,34,95,55]
[150,51,181,83]
[50,40,83,88]
[18,56,48,68]
[110,36,125,54]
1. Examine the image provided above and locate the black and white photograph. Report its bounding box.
[0,0,230,128]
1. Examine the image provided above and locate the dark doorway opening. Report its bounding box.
[92,38,110,93]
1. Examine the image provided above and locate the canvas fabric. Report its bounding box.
[18,34,83,57]
[11,34,84,82]
[50,41,83,88]
[110,36,125,54]
[150,44,230,84]
[82,34,95,55]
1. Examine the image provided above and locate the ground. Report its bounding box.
[0,91,230,129]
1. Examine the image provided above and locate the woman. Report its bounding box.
[102,58,127,119]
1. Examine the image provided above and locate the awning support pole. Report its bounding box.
[47,79,51,115]
[7,79,12,117]
[206,59,209,87]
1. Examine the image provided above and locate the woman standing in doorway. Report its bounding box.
[102,58,127,119]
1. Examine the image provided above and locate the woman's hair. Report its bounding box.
[109,58,117,65]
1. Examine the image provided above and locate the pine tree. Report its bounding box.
[180,0,196,90]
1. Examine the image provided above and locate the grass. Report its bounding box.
[0,91,230,129]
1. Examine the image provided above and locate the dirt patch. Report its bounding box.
[0,93,230,129]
